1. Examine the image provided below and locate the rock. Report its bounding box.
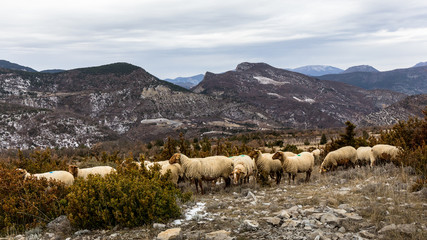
[275,210,291,219]
[153,223,166,229]
[378,224,397,234]
[156,228,182,240]
[241,220,259,231]
[396,224,416,234]
[308,230,324,240]
[286,205,300,217]
[46,215,72,234]
[344,212,363,221]
[13,235,25,240]
[74,229,91,236]
[205,230,232,240]
[338,226,346,233]
[261,217,281,226]
[320,213,340,226]
[332,208,347,216]
[359,230,376,239]
[247,191,257,201]
[281,219,301,228]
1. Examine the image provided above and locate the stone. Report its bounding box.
[320,213,340,226]
[275,210,291,219]
[378,224,397,234]
[338,226,346,233]
[396,224,416,234]
[156,228,182,240]
[359,230,376,239]
[205,230,232,240]
[264,217,281,226]
[241,220,259,231]
[344,212,363,221]
[153,223,166,229]
[281,219,301,228]
[247,191,257,202]
[74,229,91,236]
[46,215,72,234]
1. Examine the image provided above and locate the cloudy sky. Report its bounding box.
[1,0,427,78]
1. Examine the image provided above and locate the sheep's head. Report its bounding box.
[16,168,29,179]
[248,150,261,159]
[232,168,242,184]
[68,165,79,178]
[319,164,328,174]
[169,153,181,164]
[272,151,285,163]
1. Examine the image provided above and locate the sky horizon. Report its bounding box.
[1,0,427,79]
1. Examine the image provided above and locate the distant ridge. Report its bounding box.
[413,62,427,68]
[290,65,343,76]
[343,65,379,73]
[0,60,37,72]
[164,74,204,89]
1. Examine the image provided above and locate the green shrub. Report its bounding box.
[0,166,69,235]
[65,167,186,229]
[14,148,68,173]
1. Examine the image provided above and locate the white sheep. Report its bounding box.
[17,169,74,186]
[370,144,401,167]
[145,160,169,170]
[248,150,283,184]
[68,165,116,179]
[356,146,372,167]
[319,146,357,173]
[230,155,257,185]
[169,153,233,194]
[311,149,323,165]
[121,160,143,169]
[160,162,184,186]
[272,151,314,184]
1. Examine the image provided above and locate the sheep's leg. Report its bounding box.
[292,174,296,184]
[194,179,199,193]
[276,172,281,185]
[305,170,311,182]
[224,177,231,188]
[199,180,205,195]
[288,173,291,184]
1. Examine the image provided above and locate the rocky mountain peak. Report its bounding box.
[235,62,272,72]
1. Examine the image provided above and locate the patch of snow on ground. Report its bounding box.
[293,96,315,103]
[254,76,289,85]
[185,202,207,220]
[140,118,182,127]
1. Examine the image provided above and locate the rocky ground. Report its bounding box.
[5,164,427,240]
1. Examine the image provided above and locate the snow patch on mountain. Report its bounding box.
[293,96,315,103]
[254,76,289,85]
[267,93,284,98]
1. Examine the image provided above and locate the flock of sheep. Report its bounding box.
[15,144,400,194]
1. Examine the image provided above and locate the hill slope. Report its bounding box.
[193,62,407,129]
[317,66,427,95]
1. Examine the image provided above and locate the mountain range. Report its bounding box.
[0,60,425,149]
[164,74,204,89]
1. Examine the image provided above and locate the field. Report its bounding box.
[4,163,425,240]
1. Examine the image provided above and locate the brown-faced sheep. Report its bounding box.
[17,169,74,186]
[68,165,116,179]
[272,151,314,184]
[319,146,357,173]
[370,144,401,167]
[230,155,257,185]
[169,153,233,194]
[248,150,282,185]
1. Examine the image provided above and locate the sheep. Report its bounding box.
[230,155,257,185]
[169,153,233,194]
[121,160,143,169]
[248,150,282,185]
[272,151,314,184]
[145,160,169,170]
[16,168,74,186]
[356,146,372,167]
[160,163,184,186]
[68,165,116,179]
[311,149,323,165]
[370,144,401,167]
[319,146,357,173]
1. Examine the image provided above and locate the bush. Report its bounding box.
[0,166,69,234]
[65,166,186,229]
[14,148,68,173]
